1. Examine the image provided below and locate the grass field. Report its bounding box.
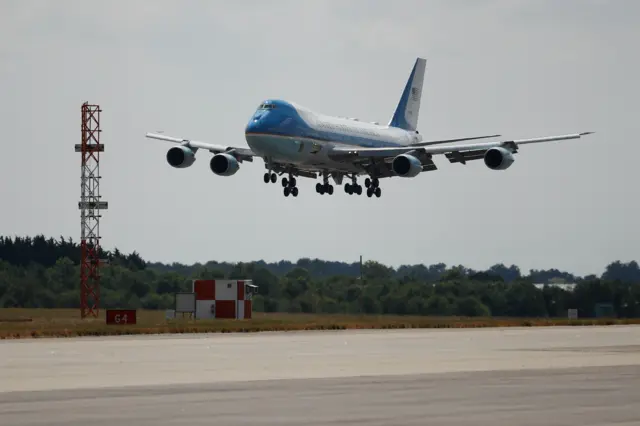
[1,308,639,339]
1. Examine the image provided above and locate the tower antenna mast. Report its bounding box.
[75,102,108,318]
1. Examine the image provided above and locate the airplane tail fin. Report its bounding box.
[388,57,426,132]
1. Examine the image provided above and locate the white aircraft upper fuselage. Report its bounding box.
[145,57,593,198]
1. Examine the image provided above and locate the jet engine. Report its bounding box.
[210,153,240,176]
[391,154,422,177]
[166,146,196,168]
[483,147,515,170]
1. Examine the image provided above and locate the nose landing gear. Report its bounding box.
[263,172,277,184]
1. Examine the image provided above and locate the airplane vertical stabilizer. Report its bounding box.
[388,57,426,132]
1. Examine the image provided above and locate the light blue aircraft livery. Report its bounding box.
[146,57,593,198]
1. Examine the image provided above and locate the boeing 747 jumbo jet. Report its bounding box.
[145,57,593,198]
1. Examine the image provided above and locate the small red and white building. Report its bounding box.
[191,279,257,320]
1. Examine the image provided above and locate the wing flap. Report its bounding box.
[444,149,487,164]
[422,158,438,171]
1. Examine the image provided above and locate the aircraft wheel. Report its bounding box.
[326,184,334,195]
[372,178,379,188]
[365,178,371,188]
[375,187,381,198]
[366,188,373,198]
[345,183,352,194]
[354,185,362,195]
[289,177,297,187]
[263,173,270,183]
[270,173,277,183]
[316,182,323,194]
[282,177,288,187]
[292,186,299,197]
[284,187,290,197]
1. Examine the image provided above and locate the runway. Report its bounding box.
[1,326,639,425]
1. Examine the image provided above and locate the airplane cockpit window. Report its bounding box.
[258,103,276,110]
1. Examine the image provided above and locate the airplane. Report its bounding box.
[145,57,593,198]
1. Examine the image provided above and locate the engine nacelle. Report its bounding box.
[210,153,240,176]
[391,154,422,177]
[166,146,196,168]
[483,147,515,170]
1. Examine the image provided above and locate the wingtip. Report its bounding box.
[580,131,595,136]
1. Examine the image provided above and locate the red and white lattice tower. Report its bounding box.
[75,102,108,318]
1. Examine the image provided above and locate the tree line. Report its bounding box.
[0,235,639,318]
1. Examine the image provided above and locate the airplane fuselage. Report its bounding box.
[244,99,420,173]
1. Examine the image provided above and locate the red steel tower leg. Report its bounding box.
[75,102,108,318]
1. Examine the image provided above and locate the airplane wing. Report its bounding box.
[145,132,256,162]
[328,132,594,164]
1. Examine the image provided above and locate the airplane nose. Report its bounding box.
[245,113,267,133]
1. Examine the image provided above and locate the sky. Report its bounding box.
[1,0,639,276]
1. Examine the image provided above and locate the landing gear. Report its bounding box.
[263,172,277,184]
[365,176,382,198]
[316,182,333,195]
[282,173,298,197]
[316,172,334,195]
[344,175,363,195]
[364,177,379,189]
[366,186,381,198]
[281,176,296,188]
[283,186,299,197]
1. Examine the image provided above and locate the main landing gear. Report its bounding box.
[344,177,362,195]
[282,174,298,197]
[364,177,382,198]
[343,175,381,197]
[316,172,333,195]
[315,181,334,195]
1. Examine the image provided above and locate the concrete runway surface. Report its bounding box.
[1,325,639,425]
